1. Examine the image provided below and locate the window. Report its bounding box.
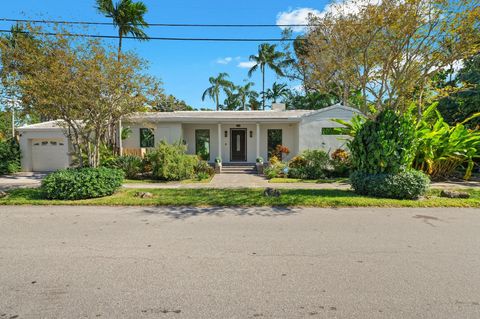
[140,128,155,148]
[267,129,282,159]
[322,127,349,135]
[195,129,210,161]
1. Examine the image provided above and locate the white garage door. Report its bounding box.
[32,139,67,171]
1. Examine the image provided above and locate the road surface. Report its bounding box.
[1,206,480,318]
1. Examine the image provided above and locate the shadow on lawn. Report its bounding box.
[139,206,300,219]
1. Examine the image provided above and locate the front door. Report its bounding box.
[230,129,247,162]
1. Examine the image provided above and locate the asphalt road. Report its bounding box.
[1,206,480,319]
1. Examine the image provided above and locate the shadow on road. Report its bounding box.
[139,206,300,219]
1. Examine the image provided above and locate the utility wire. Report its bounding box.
[0,18,313,28]
[0,29,301,42]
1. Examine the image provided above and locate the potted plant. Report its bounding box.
[256,157,264,175]
[214,156,222,173]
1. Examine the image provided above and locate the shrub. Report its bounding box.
[196,171,211,181]
[350,170,430,199]
[349,109,416,174]
[264,162,287,179]
[103,155,143,179]
[0,139,21,175]
[42,167,124,200]
[146,141,198,181]
[329,149,352,177]
[288,150,330,179]
[195,160,215,177]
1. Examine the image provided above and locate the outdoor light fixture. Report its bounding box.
[250,131,253,138]
[224,131,228,137]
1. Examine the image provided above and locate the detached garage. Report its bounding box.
[17,121,72,172]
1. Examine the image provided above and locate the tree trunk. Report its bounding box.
[118,33,123,62]
[215,92,219,111]
[262,67,265,110]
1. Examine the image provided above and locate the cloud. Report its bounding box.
[216,57,233,65]
[276,8,321,32]
[237,61,256,69]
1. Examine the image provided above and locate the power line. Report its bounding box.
[0,18,312,28]
[0,29,301,42]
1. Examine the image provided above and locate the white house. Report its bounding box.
[17,104,361,171]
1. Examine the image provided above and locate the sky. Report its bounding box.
[1,0,331,110]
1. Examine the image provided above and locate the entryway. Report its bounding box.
[230,129,247,162]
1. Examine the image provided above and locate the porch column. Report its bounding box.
[217,123,222,161]
[256,123,260,159]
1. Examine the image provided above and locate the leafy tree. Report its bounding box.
[265,82,290,104]
[285,91,340,110]
[236,81,256,111]
[12,28,154,167]
[201,73,234,111]
[248,43,292,109]
[302,0,479,114]
[96,0,149,60]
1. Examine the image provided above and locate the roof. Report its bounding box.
[17,120,64,131]
[126,110,315,123]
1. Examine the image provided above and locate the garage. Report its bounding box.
[17,121,72,172]
[31,139,68,171]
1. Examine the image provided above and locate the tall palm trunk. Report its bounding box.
[118,31,123,61]
[262,66,265,110]
[215,92,219,111]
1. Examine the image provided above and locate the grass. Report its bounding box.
[269,177,349,184]
[124,176,213,184]
[1,187,480,208]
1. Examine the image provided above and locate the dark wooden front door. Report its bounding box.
[230,129,247,162]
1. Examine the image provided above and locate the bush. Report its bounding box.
[103,155,143,179]
[146,141,198,181]
[350,170,430,199]
[288,150,330,179]
[329,149,352,177]
[42,167,124,200]
[349,109,416,174]
[195,160,215,177]
[0,139,21,175]
[264,162,287,179]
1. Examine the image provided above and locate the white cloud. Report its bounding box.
[237,61,257,69]
[216,57,233,65]
[276,8,321,32]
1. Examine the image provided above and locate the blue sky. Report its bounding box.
[1,0,330,109]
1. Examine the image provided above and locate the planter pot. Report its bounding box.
[215,163,222,174]
[256,163,264,175]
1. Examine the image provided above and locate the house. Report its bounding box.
[17,103,361,171]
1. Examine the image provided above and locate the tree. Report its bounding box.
[96,0,149,61]
[152,94,193,112]
[265,82,290,104]
[302,0,480,114]
[201,73,234,111]
[248,43,292,109]
[285,91,340,110]
[236,81,256,111]
[12,29,154,167]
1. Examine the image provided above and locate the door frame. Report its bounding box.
[229,128,247,162]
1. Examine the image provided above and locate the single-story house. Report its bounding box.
[17,103,361,172]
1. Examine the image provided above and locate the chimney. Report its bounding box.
[271,103,286,111]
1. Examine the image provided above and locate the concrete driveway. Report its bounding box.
[1,206,480,318]
[0,172,46,191]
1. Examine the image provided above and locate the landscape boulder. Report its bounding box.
[135,191,154,199]
[264,187,281,197]
[439,190,470,199]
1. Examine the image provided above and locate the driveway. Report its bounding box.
[1,206,480,318]
[0,172,46,191]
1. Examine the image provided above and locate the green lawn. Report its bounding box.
[1,187,480,207]
[269,177,349,184]
[124,176,213,184]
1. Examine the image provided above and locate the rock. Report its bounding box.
[440,190,470,199]
[0,191,7,198]
[264,187,281,197]
[135,192,154,199]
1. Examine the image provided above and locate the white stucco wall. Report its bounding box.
[259,123,298,162]
[299,106,359,153]
[182,124,220,162]
[122,122,183,148]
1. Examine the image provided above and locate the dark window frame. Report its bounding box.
[140,128,155,148]
[267,129,282,159]
[321,127,349,135]
[195,129,211,161]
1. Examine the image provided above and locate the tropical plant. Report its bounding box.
[0,138,21,174]
[348,110,417,174]
[236,81,256,110]
[248,43,292,109]
[202,73,234,111]
[41,167,124,200]
[265,82,290,104]
[105,155,143,179]
[285,91,340,110]
[412,103,480,180]
[96,0,149,60]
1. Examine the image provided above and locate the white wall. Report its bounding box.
[182,124,220,162]
[122,122,183,148]
[299,107,357,153]
[259,123,298,162]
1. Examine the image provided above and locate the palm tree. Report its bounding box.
[202,73,234,111]
[96,0,149,60]
[248,43,291,110]
[265,82,290,104]
[236,82,256,110]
